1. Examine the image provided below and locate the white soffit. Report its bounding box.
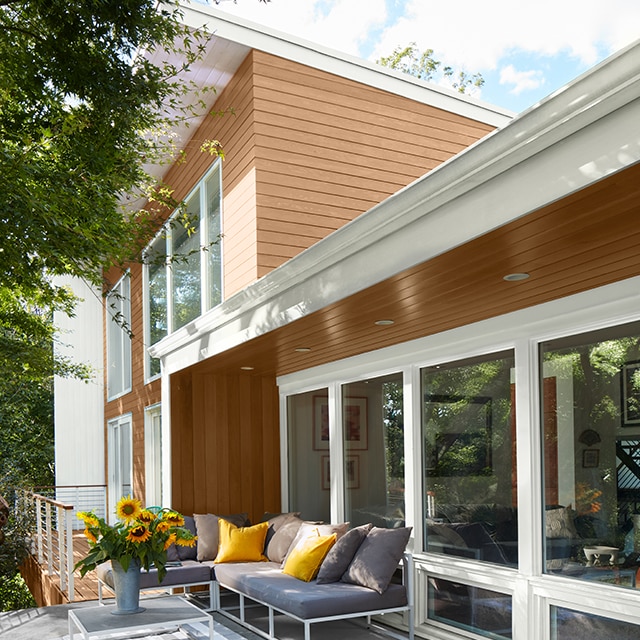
[153,36,640,375]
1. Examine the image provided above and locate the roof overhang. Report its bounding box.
[150,37,640,378]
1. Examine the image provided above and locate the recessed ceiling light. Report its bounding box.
[240,366,254,371]
[503,272,530,282]
[295,347,311,353]
[374,319,395,326]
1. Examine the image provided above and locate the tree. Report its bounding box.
[0,0,264,608]
[377,43,484,94]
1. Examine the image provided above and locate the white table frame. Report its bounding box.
[68,595,214,639]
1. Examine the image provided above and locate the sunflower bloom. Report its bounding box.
[164,533,177,550]
[176,535,197,548]
[126,525,152,544]
[77,512,99,528]
[156,520,171,533]
[139,510,157,524]
[116,496,142,523]
[164,511,184,527]
[83,528,97,544]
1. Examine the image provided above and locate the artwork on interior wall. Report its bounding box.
[313,395,330,450]
[313,396,369,450]
[344,397,368,450]
[582,449,600,468]
[321,455,360,490]
[621,360,640,426]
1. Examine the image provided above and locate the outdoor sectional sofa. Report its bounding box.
[97,512,414,640]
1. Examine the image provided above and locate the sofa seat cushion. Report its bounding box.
[98,560,214,590]
[214,562,407,619]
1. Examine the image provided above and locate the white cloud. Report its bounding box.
[499,64,545,95]
[211,0,387,56]
[371,0,640,71]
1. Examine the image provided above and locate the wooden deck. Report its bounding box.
[22,531,102,606]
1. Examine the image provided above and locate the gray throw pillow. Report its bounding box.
[316,523,372,584]
[194,512,249,561]
[341,526,412,594]
[265,517,304,563]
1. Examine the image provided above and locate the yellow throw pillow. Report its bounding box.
[215,519,269,563]
[282,533,337,582]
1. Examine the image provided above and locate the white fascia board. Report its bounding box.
[152,40,640,376]
[178,1,513,127]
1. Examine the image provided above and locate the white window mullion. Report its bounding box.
[328,384,345,523]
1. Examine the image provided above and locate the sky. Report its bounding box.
[211,0,640,114]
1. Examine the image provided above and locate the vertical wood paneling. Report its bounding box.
[170,370,280,524]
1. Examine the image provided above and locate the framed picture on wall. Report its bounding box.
[344,397,368,450]
[321,455,360,490]
[622,360,640,426]
[345,455,360,489]
[313,395,369,450]
[313,396,330,450]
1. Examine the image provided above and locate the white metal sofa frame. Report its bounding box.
[214,553,415,640]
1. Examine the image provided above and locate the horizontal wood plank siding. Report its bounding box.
[250,50,495,276]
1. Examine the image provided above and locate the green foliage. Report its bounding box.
[377,42,484,94]
[0,573,36,611]
[0,478,36,611]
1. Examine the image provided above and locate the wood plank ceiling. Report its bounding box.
[188,162,640,380]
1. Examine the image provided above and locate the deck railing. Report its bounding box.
[21,485,107,602]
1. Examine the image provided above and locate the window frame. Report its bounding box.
[143,160,223,381]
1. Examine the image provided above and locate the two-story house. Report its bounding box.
[54,4,640,639]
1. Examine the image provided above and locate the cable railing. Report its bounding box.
[21,485,107,602]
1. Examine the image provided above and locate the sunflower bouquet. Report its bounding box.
[75,496,196,582]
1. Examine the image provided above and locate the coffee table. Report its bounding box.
[68,595,214,639]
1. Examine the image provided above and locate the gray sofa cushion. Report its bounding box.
[316,523,372,584]
[194,512,249,561]
[98,559,213,589]
[341,526,411,594]
[214,562,407,619]
[263,513,303,563]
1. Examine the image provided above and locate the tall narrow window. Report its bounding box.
[342,373,405,529]
[144,404,163,508]
[147,237,167,378]
[171,189,201,331]
[143,161,222,376]
[107,415,132,524]
[422,351,517,566]
[540,321,640,585]
[106,273,132,400]
[287,389,330,522]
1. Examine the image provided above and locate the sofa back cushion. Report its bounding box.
[341,526,411,594]
[316,523,372,584]
[264,513,304,563]
[194,512,249,561]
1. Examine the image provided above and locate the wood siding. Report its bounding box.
[170,369,280,524]
[251,50,495,276]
